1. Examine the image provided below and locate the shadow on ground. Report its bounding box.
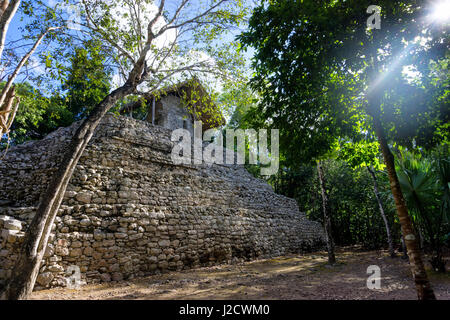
[30,247,450,300]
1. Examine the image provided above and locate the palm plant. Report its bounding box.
[396,147,449,272]
[433,149,450,272]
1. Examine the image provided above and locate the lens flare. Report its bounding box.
[428,0,450,23]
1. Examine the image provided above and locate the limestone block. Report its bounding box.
[36,272,54,287]
[47,264,64,273]
[114,232,127,239]
[93,230,105,240]
[4,219,22,231]
[75,192,92,204]
[80,219,91,227]
[69,248,82,257]
[44,244,54,258]
[100,273,111,282]
[56,246,69,256]
[71,241,82,248]
[0,249,9,257]
[158,239,170,247]
[111,272,123,281]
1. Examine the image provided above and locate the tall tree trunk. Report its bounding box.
[367,166,395,258]
[0,0,20,62]
[0,83,135,300]
[0,27,58,143]
[400,235,408,259]
[0,0,21,140]
[0,27,59,108]
[0,84,19,138]
[417,224,424,250]
[371,115,436,300]
[0,0,164,300]
[316,161,336,264]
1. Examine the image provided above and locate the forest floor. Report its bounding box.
[30,246,450,300]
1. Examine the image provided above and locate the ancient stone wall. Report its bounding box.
[157,95,194,134]
[0,114,325,290]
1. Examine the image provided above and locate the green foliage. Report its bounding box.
[0,82,72,147]
[396,147,450,253]
[238,0,449,259]
[219,83,259,129]
[397,149,438,214]
[270,160,399,249]
[63,40,112,120]
[220,82,282,176]
[0,82,44,145]
[435,148,450,226]
[338,140,385,171]
[2,40,112,147]
[239,0,449,165]
[223,82,400,249]
[15,0,251,139]
[379,54,450,150]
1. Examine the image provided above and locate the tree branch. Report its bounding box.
[0,0,21,61]
[0,26,62,108]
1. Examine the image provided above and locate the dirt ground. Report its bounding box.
[30,247,450,300]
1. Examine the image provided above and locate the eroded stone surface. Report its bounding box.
[0,114,325,290]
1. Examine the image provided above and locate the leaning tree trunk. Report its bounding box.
[0,84,19,139]
[367,166,395,258]
[0,26,57,145]
[0,0,21,61]
[0,0,21,141]
[316,161,336,264]
[371,115,436,300]
[0,83,135,300]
